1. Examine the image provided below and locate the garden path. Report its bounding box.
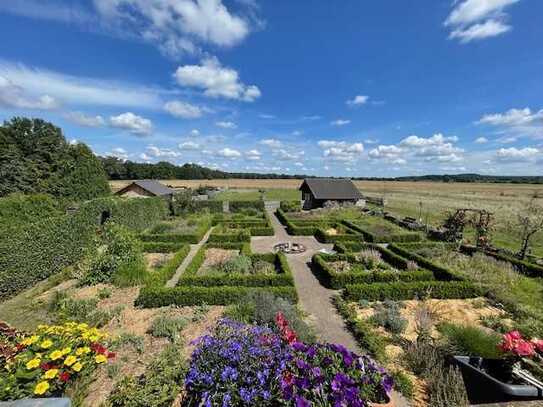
[252,209,410,407]
[166,227,214,287]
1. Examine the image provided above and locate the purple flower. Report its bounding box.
[295,395,311,407]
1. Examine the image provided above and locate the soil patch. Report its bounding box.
[201,248,239,269]
[145,252,174,270]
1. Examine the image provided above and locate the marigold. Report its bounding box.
[44,368,59,379]
[61,347,72,355]
[72,362,83,372]
[50,350,63,361]
[64,355,77,367]
[95,354,107,364]
[40,339,53,349]
[34,381,50,395]
[26,358,41,370]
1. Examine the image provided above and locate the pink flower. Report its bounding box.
[509,331,522,340]
[513,340,535,357]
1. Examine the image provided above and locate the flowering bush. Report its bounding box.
[0,322,114,400]
[185,319,289,405]
[185,315,393,406]
[499,330,543,382]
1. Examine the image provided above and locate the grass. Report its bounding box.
[212,188,301,201]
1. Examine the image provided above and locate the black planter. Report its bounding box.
[454,356,543,404]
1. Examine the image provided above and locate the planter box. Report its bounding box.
[454,356,543,404]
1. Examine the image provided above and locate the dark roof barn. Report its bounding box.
[299,178,363,201]
[115,180,174,197]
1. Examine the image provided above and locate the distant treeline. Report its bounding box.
[100,158,543,184]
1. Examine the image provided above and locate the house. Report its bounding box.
[299,178,364,209]
[115,180,175,199]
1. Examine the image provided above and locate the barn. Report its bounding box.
[115,180,175,199]
[299,178,363,210]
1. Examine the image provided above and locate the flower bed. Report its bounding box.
[343,217,423,243]
[312,243,434,289]
[139,215,211,245]
[314,222,363,243]
[184,315,393,406]
[212,211,274,236]
[0,322,113,400]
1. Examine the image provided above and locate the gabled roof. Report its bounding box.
[299,178,363,200]
[117,180,174,196]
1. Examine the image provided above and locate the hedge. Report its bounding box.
[135,286,298,307]
[142,242,185,253]
[229,200,265,212]
[280,200,302,213]
[343,281,484,302]
[139,217,211,244]
[388,243,464,281]
[342,220,423,243]
[250,227,275,236]
[333,296,386,361]
[178,245,294,288]
[207,230,251,243]
[171,199,223,215]
[146,245,191,286]
[0,196,168,300]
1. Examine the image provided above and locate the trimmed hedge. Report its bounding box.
[0,196,168,300]
[135,286,298,307]
[250,226,275,236]
[171,199,223,215]
[139,217,211,244]
[280,200,302,212]
[207,230,251,243]
[342,219,423,243]
[142,242,185,253]
[343,281,484,302]
[388,243,464,281]
[146,245,191,286]
[229,200,265,212]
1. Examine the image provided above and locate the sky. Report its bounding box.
[0,0,542,177]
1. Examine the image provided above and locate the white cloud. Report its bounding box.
[495,147,540,162]
[164,100,202,119]
[318,140,364,162]
[245,149,261,161]
[259,113,275,119]
[188,129,201,137]
[106,147,129,160]
[146,145,181,158]
[93,0,251,58]
[216,147,241,158]
[110,112,153,136]
[0,61,163,109]
[139,152,153,161]
[215,120,237,129]
[273,149,304,161]
[475,136,488,144]
[179,141,200,150]
[479,108,543,126]
[346,95,369,106]
[445,0,519,43]
[174,57,261,101]
[0,75,58,110]
[369,145,403,160]
[260,138,282,149]
[64,111,105,127]
[330,119,351,126]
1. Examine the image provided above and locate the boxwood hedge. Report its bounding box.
[142,242,185,253]
[342,219,423,243]
[229,200,265,212]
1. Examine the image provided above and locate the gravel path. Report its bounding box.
[166,227,214,287]
[252,209,410,407]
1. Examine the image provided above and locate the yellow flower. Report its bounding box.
[72,362,83,372]
[21,335,39,346]
[61,347,72,355]
[95,354,107,364]
[34,381,50,395]
[77,323,89,330]
[64,355,77,367]
[44,369,59,379]
[49,350,63,361]
[75,347,85,356]
[26,358,41,370]
[40,339,53,349]
[88,335,99,342]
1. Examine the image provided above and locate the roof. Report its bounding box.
[299,178,363,200]
[117,180,174,196]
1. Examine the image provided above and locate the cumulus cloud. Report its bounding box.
[216,147,241,158]
[330,119,351,126]
[273,149,304,161]
[478,107,543,140]
[215,121,237,129]
[260,138,282,149]
[0,75,58,110]
[346,95,369,106]
[179,141,200,150]
[245,149,261,160]
[495,147,540,162]
[444,0,519,43]
[164,100,203,119]
[318,140,364,162]
[64,111,105,127]
[174,57,261,101]
[106,147,129,160]
[110,112,153,136]
[146,145,181,158]
[93,0,252,58]
[475,136,488,144]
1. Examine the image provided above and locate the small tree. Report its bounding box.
[514,198,543,260]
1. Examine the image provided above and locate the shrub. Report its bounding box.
[147,314,188,343]
[229,200,265,212]
[107,345,186,407]
[371,301,408,334]
[49,292,121,328]
[343,281,483,302]
[142,242,184,253]
[280,200,301,212]
[0,193,61,229]
[426,364,469,407]
[437,323,503,359]
[390,371,414,399]
[0,323,113,400]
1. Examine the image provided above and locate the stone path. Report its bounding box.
[252,209,409,407]
[166,227,214,287]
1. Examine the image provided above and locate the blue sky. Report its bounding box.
[0,0,542,176]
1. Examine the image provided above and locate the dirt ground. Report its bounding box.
[145,252,174,270]
[201,248,239,269]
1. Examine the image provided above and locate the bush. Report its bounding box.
[371,301,408,334]
[391,371,414,399]
[0,193,61,229]
[147,315,188,343]
[81,223,148,287]
[437,323,503,359]
[343,220,423,243]
[107,345,186,407]
[142,242,184,253]
[426,364,469,407]
[229,200,265,212]
[49,292,123,327]
[146,245,190,287]
[343,281,484,302]
[280,200,301,212]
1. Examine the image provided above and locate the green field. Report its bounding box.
[212,188,301,201]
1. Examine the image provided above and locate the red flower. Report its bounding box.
[40,362,53,370]
[59,371,71,382]
[91,343,107,355]
[513,340,535,357]
[16,344,26,351]
[107,352,116,359]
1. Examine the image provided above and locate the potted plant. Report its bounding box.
[454,330,543,404]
